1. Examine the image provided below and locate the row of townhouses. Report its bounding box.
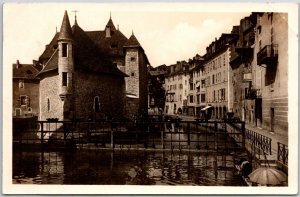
[161,12,288,137]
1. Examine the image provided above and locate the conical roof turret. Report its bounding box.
[124,32,141,48]
[105,14,117,31]
[58,11,73,41]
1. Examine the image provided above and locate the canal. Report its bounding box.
[13,150,246,185]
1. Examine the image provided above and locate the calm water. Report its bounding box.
[13,150,245,185]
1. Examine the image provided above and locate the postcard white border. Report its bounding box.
[2,2,298,195]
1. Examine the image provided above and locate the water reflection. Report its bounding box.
[13,150,245,186]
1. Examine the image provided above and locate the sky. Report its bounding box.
[4,3,251,67]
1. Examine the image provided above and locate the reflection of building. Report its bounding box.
[164,61,190,115]
[13,11,150,121]
[13,60,41,117]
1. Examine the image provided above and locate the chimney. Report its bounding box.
[16,60,20,69]
[33,60,38,67]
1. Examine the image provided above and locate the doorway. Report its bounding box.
[270,108,275,132]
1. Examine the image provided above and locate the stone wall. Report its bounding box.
[124,97,139,120]
[73,71,125,120]
[125,49,139,97]
[252,13,288,136]
[39,72,64,121]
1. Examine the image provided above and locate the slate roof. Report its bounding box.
[106,18,116,31]
[124,33,141,48]
[58,11,73,41]
[85,30,128,58]
[39,33,59,63]
[13,63,40,79]
[71,23,127,77]
[36,13,148,78]
[37,49,59,76]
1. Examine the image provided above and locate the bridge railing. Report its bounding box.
[13,119,246,152]
[277,142,288,165]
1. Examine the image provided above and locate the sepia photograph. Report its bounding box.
[2,2,298,195]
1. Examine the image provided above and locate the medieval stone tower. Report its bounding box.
[58,11,74,101]
[58,11,74,119]
[24,11,149,121]
[124,33,149,118]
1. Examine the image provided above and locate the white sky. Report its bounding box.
[4,3,250,67]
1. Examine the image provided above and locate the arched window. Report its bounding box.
[93,96,100,112]
[47,98,50,112]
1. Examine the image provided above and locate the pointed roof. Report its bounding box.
[36,49,59,77]
[58,11,73,41]
[39,32,59,63]
[71,23,127,77]
[105,16,116,31]
[123,33,141,48]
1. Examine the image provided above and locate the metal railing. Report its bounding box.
[257,44,278,65]
[13,119,246,153]
[245,129,272,155]
[277,142,288,165]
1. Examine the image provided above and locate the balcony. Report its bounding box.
[257,44,278,66]
[245,89,262,100]
[235,46,253,56]
[243,73,252,82]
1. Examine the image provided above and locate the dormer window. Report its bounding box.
[105,27,111,38]
[19,79,24,89]
[62,43,68,57]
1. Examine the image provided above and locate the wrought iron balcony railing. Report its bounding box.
[257,44,278,66]
[245,89,262,100]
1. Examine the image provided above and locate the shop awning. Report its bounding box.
[201,105,212,111]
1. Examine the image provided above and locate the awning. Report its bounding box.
[126,94,138,99]
[195,81,201,88]
[201,105,212,111]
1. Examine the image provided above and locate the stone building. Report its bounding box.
[203,34,238,119]
[13,60,41,117]
[148,64,168,114]
[229,14,257,122]
[123,33,149,119]
[188,54,205,117]
[251,13,288,136]
[229,12,288,137]
[24,11,150,121]
[164,61,190,115]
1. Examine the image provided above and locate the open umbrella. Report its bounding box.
[249,167,287,186]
